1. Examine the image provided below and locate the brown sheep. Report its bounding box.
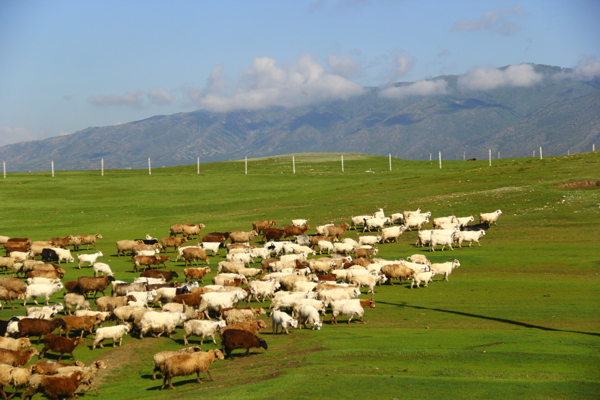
[228,230,258,244]
[48,236,73,249]
[183,267,210,283]
[173,293,202,308]
[30,360,85,375]
[160,349,225,390]
[381,264,414,285]
[0,278,27,294]
[323,223,350,239]
[22,370,83,400]
[58,315,103,338]
[17,318,66,344]
[115,240,144,257]
[181,248,209,266]
[0,348,39,367]
[282,225,310,238]
[220,329,268,358]
[251,220,277,234]
[169,223,205,238]
[140,269,178,282]
[75,234,103,249]
[95,295,136,312]
[219,320,267,336]
[39,333,83,361]
[77,276,116,298]
[55,360,107,395]
[0,287,24,310]
[160,237,188,252]
[219,307,266,324]
[151,346,202,380]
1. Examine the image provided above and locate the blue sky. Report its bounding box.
[1,0,598,146]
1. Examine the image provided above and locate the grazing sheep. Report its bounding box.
[220,329,268,358]
[63,293,90,315]
[292,304,322,330]
[160,349,225,390]
[92,262,113,277]
[92,325,130,349]
[271,310,298,335]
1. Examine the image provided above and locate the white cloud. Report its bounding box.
[458,64,543,91]
[393,56,414,78]
[452,6,526,36]
[571,56,600,80]
[0,127,35,147]
[88,90,145,108]
[379,79,449,99]
[147,88,174,105]
[327,55,361,79]
[194,54,365,112]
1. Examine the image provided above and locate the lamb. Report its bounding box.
[291,304,322,330]
[430,259,461,281]
[220,329,268,358]
[23,282,63,306]
[0,348,39,367]
[182,319,227,346]
[0,337,30,352]
[479,210,502,226]
[151,346,202,380]
[76,251,103,269]
[456,230,486,247]
[160,349,225,390]
[92,262,113,277]
[0,364,30,399]
[139,311,187,338]
[92,324,130,349]
[63,293,90,315]
[271,310,298,334]
[330,299,375,324]
[39,333,82,361]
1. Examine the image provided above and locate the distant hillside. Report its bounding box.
[1,64,598,172]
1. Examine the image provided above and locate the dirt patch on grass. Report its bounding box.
[555,180,600,189]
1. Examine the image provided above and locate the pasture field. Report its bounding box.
[0,152,598,399]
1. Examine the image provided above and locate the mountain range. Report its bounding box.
[1,64,598,172]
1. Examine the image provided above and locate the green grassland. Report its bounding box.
[0,152,599,399]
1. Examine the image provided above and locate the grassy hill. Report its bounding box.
[0,152,598,399]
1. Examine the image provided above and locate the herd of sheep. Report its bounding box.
[0,207,502,396]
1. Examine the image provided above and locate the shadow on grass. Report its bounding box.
[378,301,600,337]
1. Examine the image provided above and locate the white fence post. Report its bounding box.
[438,151,442,169]
[148,158,151,175]
[51,161,54,177]
[245,157,248,175]
[488,149,492,167]
[197,157,200,175]
[3,162,5,179]
[498,151,500,160]
[293,155,296,174]
[532,150,535,157]
[389,154,392,171]
[429,153,432,161]
[463,151,466,161]
[568,149,570,156]
[101,158,104,176]
[593,144,596,152]
[539,147,543,160]
[341,154,344,172]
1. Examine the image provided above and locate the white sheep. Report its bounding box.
[479,210,502,225]
[199,242,221,255]
[182,319,226,346]
[430,259,461,281]
[332,242,354,256]
[291,219,309,226]
[77,251,103,268]
[358,235,382,246]
[49,247,74,263]
[348,274,387,293]
[429,230,457,252]
[455,215,475,227]
[362,217,390,232]
[63,293,90,315]
[404,214,430,231]
[198,290,247,319]
[292,304,322,330]
[140,311,187,338]
[381,226,406,243]
[92,324,130,349]
[92,262,113,277]
[24,282,63,306]
[271,310,298,334]
[248,280,280,302]
[456,230,486,247]
[349,215,371,230]
[411,270,435,288]
[330,299,372,324]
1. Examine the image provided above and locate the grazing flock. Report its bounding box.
[0,208,501,396]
